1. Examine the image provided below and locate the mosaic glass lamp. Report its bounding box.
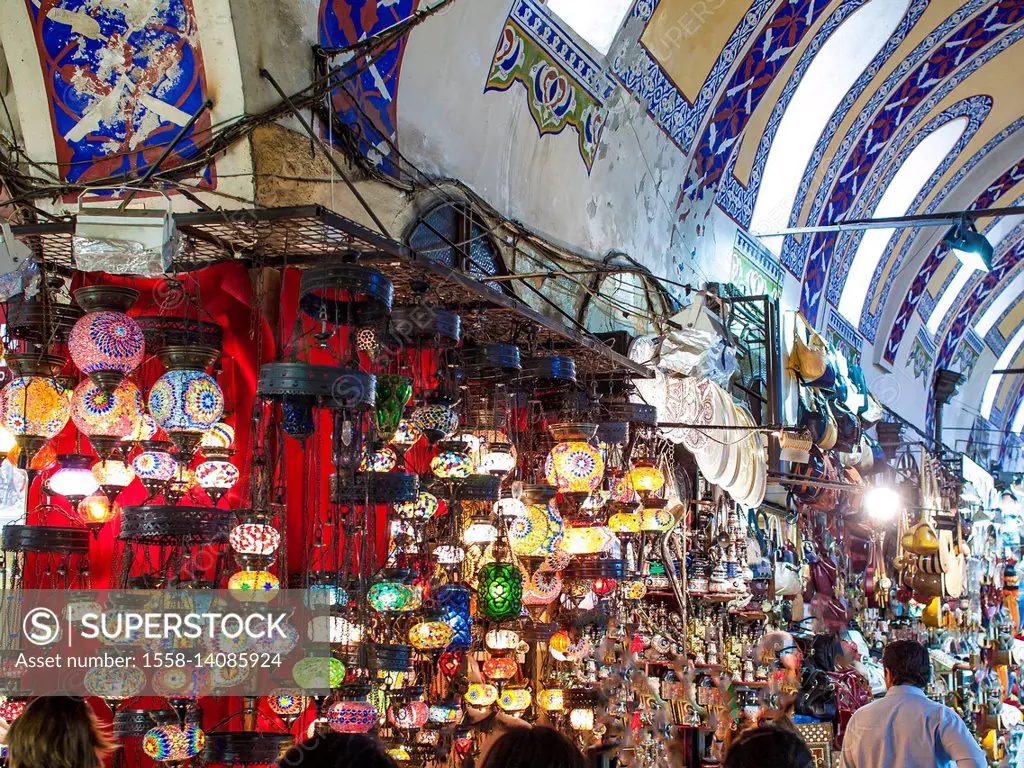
[608,511,642,533]
[477,562,523,622]
[509,502,564,557]
[229,522,281,566]
[368,579,421,613]
[374,374,413,443]
[428,701,462,724]
[48,453,100,505]
[1,374,71,463]
[482,656,517,681]
[538,689,565,712]
[268,689,309,720]
[228,570,280,603]
[408,619,456,651]
[327,700,378,734]
[569,707,595,731]
[148,347,224,455]
[498,687,532,714]
[201,421,235,449]
[430,442,474,480]
[464,684,499,707]
[292,655,345,690]
[69,286,144,391]
[394,491,440,519]
[77,493,119,534]
[388,700,429,730]
[123,412,158,444]
[390,419,423,449]
[359,446,398,473]
[71,378,144,458]
[411,402,459,445]
[625,460,665,499]
[132,442,177,496]
[196,457,240,505]
[436,584,473,651]
[544,423,604,496]
[142,724,206,762]
[84,666,145,700]
[463,516,499,546]
[92,459,135,499]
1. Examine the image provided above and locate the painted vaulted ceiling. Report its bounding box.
[0,0,1023,469]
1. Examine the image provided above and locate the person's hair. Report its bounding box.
[6,696,115,768]
[276,733,397,768]
[480,726,586,768]
[724,723,814,768]
[882,639,931,688]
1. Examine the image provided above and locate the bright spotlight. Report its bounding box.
[943,218,992,273]
[865,486,901,521]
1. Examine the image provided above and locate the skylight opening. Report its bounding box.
[546,0,633,54]
[751,0,910,255]
[982,323,1024,419]
[838,117,969,325]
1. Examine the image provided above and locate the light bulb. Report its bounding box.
[865,486,901,521]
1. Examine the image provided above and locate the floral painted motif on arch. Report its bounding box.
[484,0,615,174]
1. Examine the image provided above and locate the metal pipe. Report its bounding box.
[753,205,1024,237]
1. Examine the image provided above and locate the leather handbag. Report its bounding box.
[902,520,940,555]
[830,399,861,453]
[795,669,838,720]
[787,447,826,503]
[791,314,829,383]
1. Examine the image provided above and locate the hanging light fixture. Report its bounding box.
[544,423,605,511]
[196,447,240,505]
[228,570,280,602]
[394,491,440,519]
[624,459,665,502]
[142,724,206,763]
[390,419,423,450]
[430,441,474,479]
[123,412,158,444]
[411,398,459,445]
[373,375,413,443]
[68,286,145,393]
[1,355,71,466]
[435,584,472,651]
[359,446,398,473]
[131,440,178,497]
[462,515,499,546]
[477,561,523,622]
[147,345,224,456]
[944,217,993,273]
[47,454,100,506]
[76,493,120,535]
[229,519,282,567]
[200,421,235,449]
[71,378,143,459]
[408,618,456,651]
[326,700,378,734]
[92,459,135,500]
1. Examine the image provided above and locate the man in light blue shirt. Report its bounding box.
[840,640,985,768]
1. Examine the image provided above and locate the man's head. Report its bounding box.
[882,640,931,689]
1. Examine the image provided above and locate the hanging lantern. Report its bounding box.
[229,522,281,566]
[434,545,465,565]
[411,402,459,445]
[388,700,429,730]
[463,516,498,546]
[560,525,618,556]
[509,502,564,557]
[228,570,280,602]
[436,584,473,651]
[390,419,423,449]
[482,657,517,681]
[359,446,398,473]
[608,511,641,533]
[368,579,421,613]
[327,700,378,734]
[71,378,143,458]
[201,422,235,449]
[477,562,523,622]
[431,442,473,480]
[387,746,412,762]
[48,454,100,504]
[485,629,521,651]
[306,581,349,608]
[640,506,674,532]
[84,667,145,700]
[148,347,224,455]
[143,724,206,762]
[592,578,617,596]
[545,443,604,495]
[132,441,177,495]
[479,442,517,476]
[307,616,363,645]
[69,286,144,393]
[428,701,462,724]
[293,655,345,690]
[498,688,532,714]
[1,374,71,463]
[621,579,648,600]
[268,689,309,718]
[522,567,562,607]
[196,456,240,504]
[373,375,413,443]
[0,698,27,721]
[394,491,440,519]
[464,684,499,707]
[569,708,595,731]
[7,442,56,471]
[92,459,135,499]
[409,620,456,651]
[625,460,665,499]
[538,689,565,712]
[282,401,315,439]
[76,493,119,534]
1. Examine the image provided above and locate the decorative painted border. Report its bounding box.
[715,0,927,226]
[611,0,781,153]
[484,0,618,173]
[796,4,1024,325]
[734,229,783,288]
[780,0,1016,279]
[825,97,991,325]
[869,118,1024,348]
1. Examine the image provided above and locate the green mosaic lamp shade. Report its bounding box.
[477,562,523,622]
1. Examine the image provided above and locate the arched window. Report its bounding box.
[838,117,968,324]
[546,0,632,55]
[407,202,510,294]
[751,0,910,255]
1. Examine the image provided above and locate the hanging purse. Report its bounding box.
[795,669,838,720]
[830,399,861,453]
[791,313,829,383]
[771,517,803,597]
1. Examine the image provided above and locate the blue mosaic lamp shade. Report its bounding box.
[148,369,224,433]
[436,584,473,651]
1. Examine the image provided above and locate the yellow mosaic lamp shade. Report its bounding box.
[509,502,564,557]
[608,511,641,533]
[464,683,499,707]
[482,656,518,681]
[408,620,455,651]
[625,461,665,495]
[544,441,604,494]
[538,688,565,712]
[640,507,674,532]
[228,570,280,602]
[2,376,71,439]
[498,688,533,713]
[560,525,617,555]
[569,707,595,731]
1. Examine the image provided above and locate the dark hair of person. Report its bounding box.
[276,733,398,768]
[882,639,931,688]
[480,726,587,768]
[724,723,814,768]
[6,696,115,768]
